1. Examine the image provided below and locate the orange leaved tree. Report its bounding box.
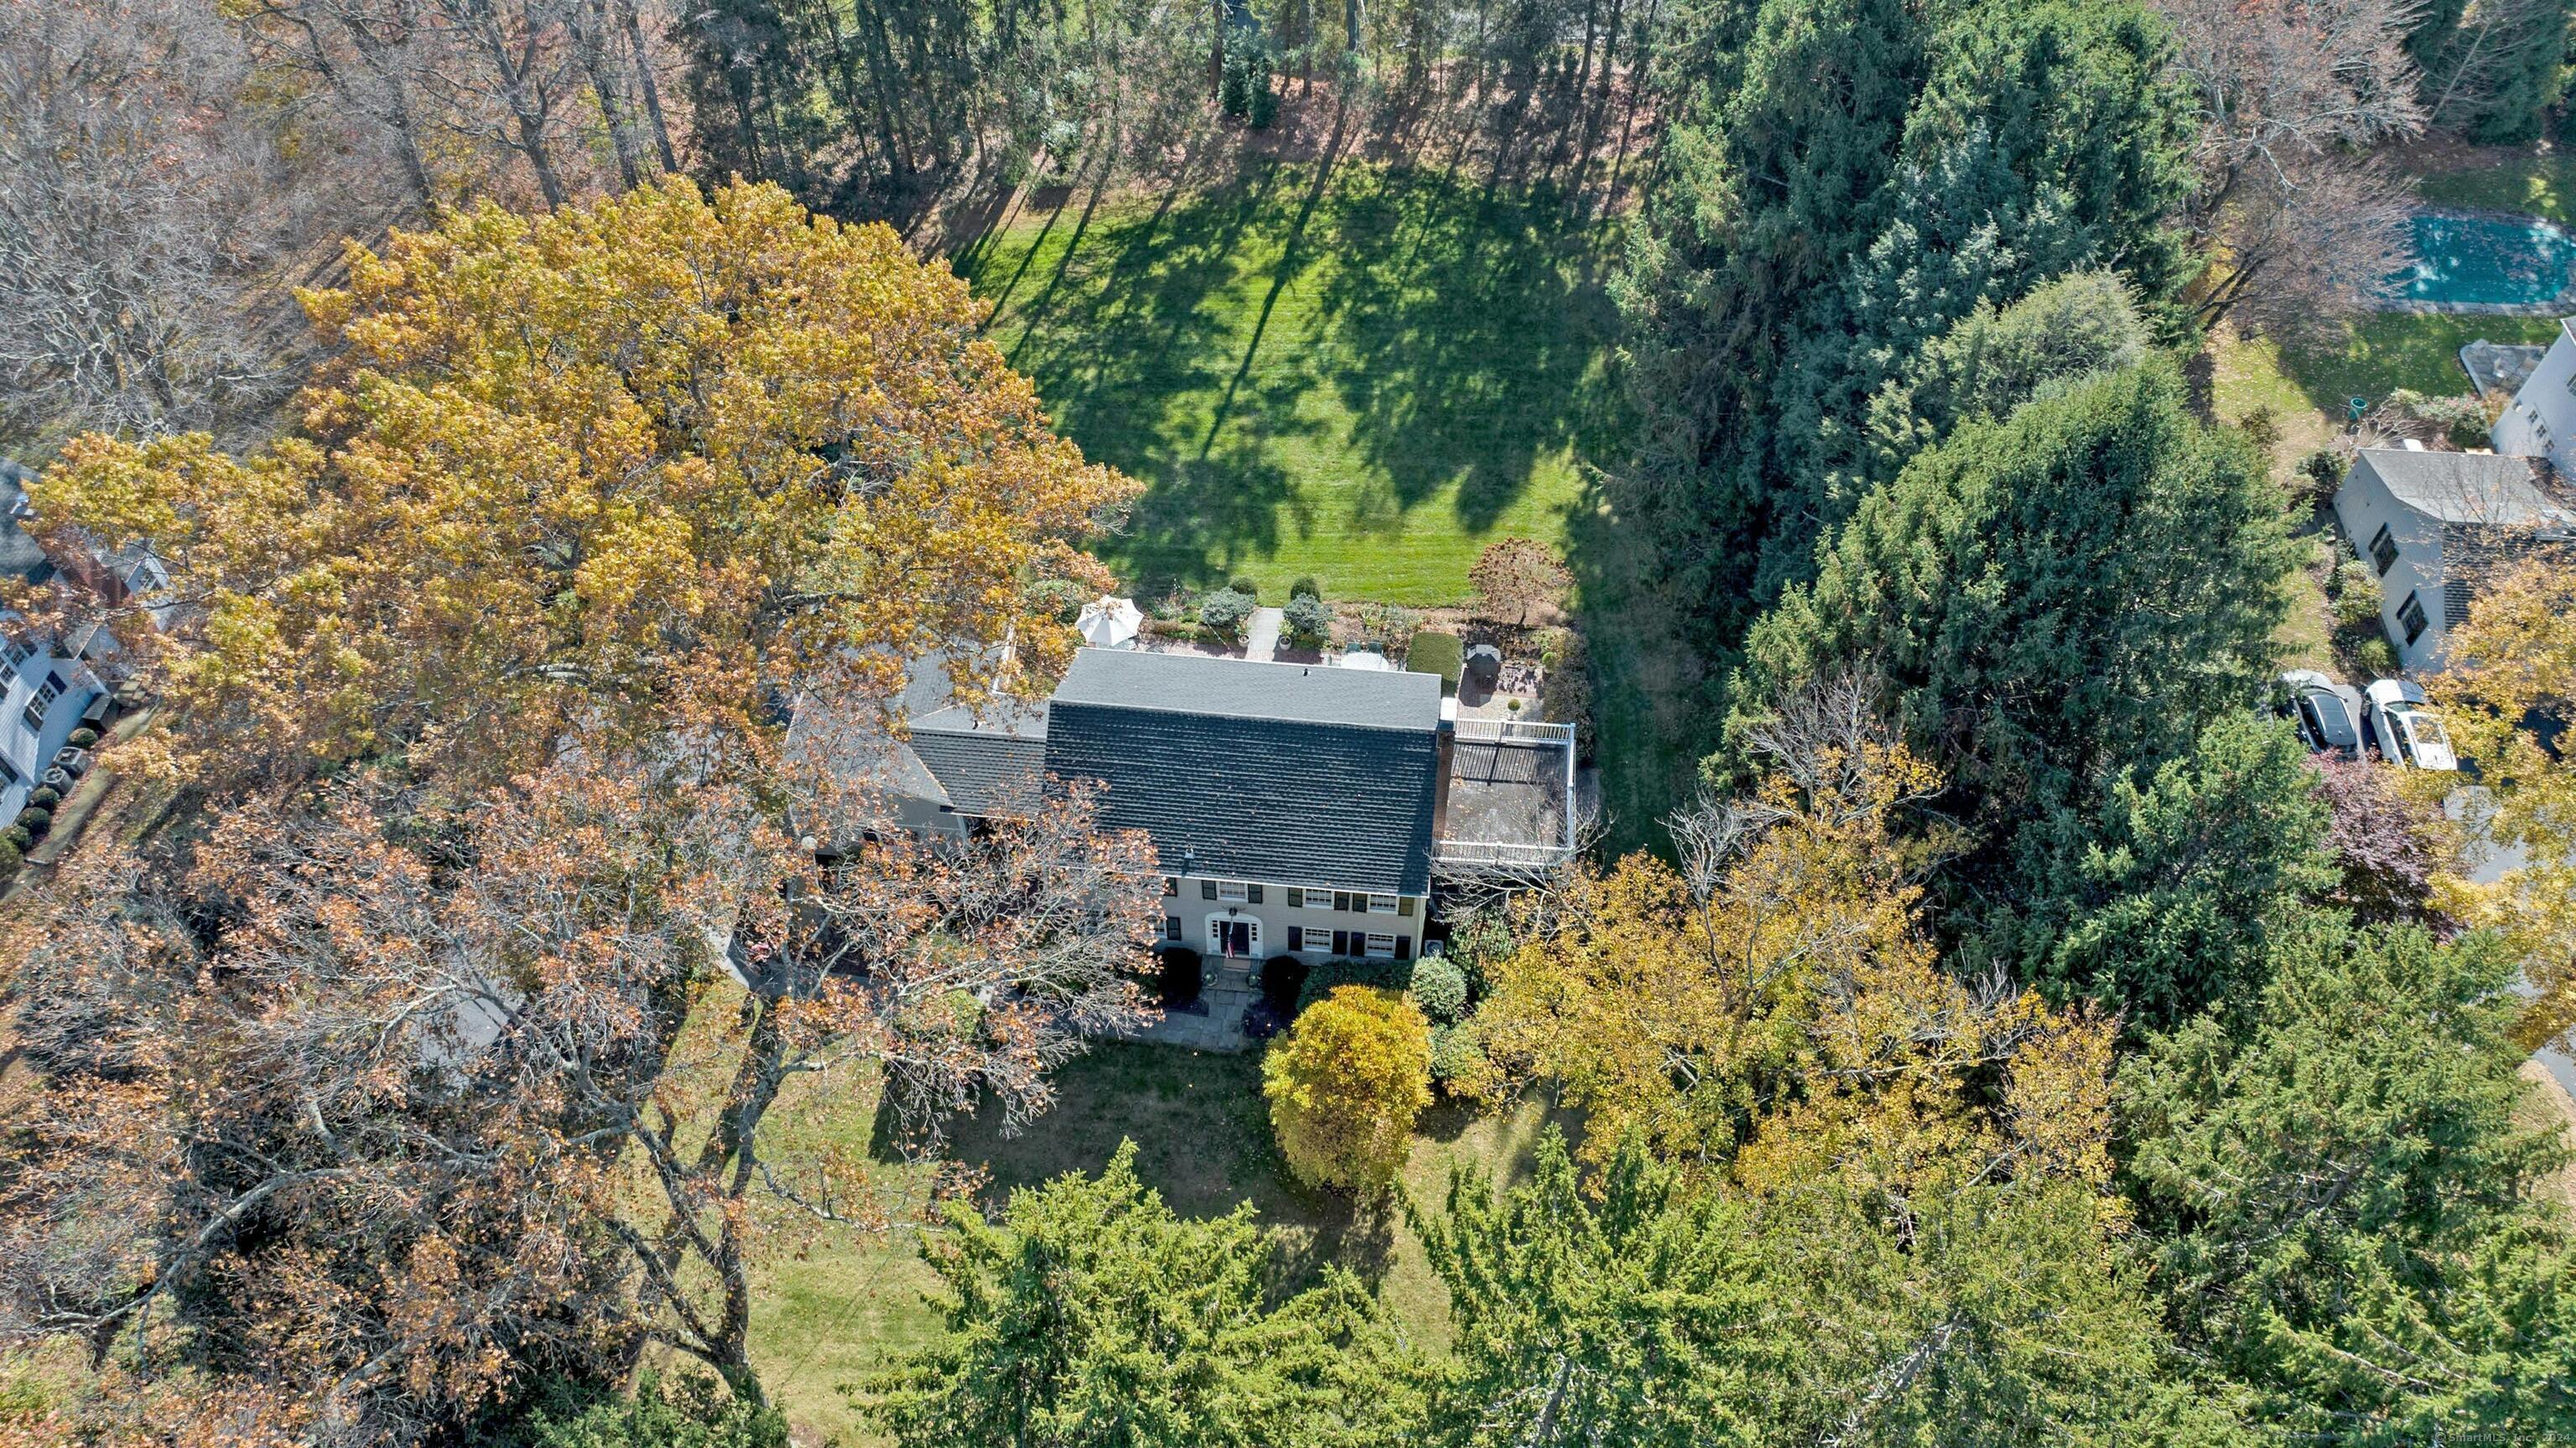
[29,176,1134,789]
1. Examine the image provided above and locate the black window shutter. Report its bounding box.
[1202,880,1218,900]
[1396,935,1412,960]
[1248,884,1264,904]
[1333,890,1351,912]
[1165,916,1181,941]
[1287,887,1304,908]
[1397,896,1415,917]
[1332,929,1349,955]
[1289,926,1305,950]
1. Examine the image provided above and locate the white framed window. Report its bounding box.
[0,636,29,687]
[1363,932,1397,958]
[23,676,60,732]
[1217,880,1249,904]
[1368,893,1398,915]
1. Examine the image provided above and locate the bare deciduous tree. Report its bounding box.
[0,0,311,444]
[0,754,1161,1434]
[2154,0,2428,334]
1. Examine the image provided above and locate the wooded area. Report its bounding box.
[3,0,2576,1443]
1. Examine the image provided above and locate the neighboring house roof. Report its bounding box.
[0,462,56,584]
[1040,650,1444,895]
[2357,447,2576,530]
[908,700,1048,816]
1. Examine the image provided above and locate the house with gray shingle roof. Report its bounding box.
[0,461,132,824]
[793,645,1575,971]
[2334,444,2576,672]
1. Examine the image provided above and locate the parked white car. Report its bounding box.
[2276,670,2366,757]
[2364,678,2459,771]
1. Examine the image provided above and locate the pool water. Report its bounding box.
[2402,211,2576,308]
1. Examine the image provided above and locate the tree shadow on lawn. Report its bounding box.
[864,1042,1564,1302]
[1311,169,1622,536]
[958,158,1618,596]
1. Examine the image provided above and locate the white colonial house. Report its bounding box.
[0,461,132,822]
[793,646,1576,970]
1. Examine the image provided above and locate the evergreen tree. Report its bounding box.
[2020,712,2337,1028]
[865,1141,1418,1447]
[1618,0,2194,643]
[1728,359,2294,937]
[2123,918,2576,1439]
[1415,1131,2241,1446]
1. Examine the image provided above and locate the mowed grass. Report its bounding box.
[956,160,1622,605]
[2414,148,2576,226]
[745,1039,1571,1445]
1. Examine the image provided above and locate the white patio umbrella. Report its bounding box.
[1077,594,1144,649]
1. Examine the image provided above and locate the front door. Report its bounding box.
[1206,916,1260,958]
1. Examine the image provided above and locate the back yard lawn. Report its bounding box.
[745,1040,1569,1445]
[957,160,1622,606]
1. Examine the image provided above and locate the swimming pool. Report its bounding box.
[2400,211,2576,309]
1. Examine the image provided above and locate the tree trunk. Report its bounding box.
[1211,0,1226,101]
[616,0,681,173]
[572,0,646,188]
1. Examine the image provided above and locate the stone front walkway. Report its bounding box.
[1242,606,1284,662]
[1110,958,1261,1051]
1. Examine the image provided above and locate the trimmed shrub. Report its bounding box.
[2332,576,2383,629]
[1199,587,1256,641]
[1260,953,1311,1016]
[1281,593,1333,647]
[0,837,20,878]
[1294,957,1409,1018]
[3,827,29,851]
[2353,634,2399,677]
[1024,577,1088,623]
[1227,576,1259,600]
[1429,1025,1498,1101]
[1157,947,1204,1007]
[27,787,59,810]
[1408,956,1468,1024]
[65,728,98,750]
[1289,575,1322,600]
[1407,631,1463,695]
[15,808,50,837]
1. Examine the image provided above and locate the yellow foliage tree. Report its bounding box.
[1481,715,2116,1202]
[2422,557,2576,1047]
[1263,986,1432,1192]
[32,177,1133,787]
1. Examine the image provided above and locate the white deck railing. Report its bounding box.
[1437,716,1580,869]
[1432,837,1576,867]
[1451,717,1576,745]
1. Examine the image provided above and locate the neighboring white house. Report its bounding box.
[0,461,119,821]
[2490,317,2576,473]
[2333,444,2576,673]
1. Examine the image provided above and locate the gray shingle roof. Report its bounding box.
[909,700,1048,815]
[2358,448,2576,527]
[0,462,55,584]
[1052,648,1443,729]
[1041,651,1443,895]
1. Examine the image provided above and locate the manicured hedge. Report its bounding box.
[1259,953,1310,1016]
[1156,947,1203,1006]
[1292,957,1409,1018]
[1407,630,1463,695]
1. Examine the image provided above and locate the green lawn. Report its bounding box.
[957,161,1622,605]
[747,1041,1570,1445]
[2251,312,2560,414]
[2414,148,2576,225]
